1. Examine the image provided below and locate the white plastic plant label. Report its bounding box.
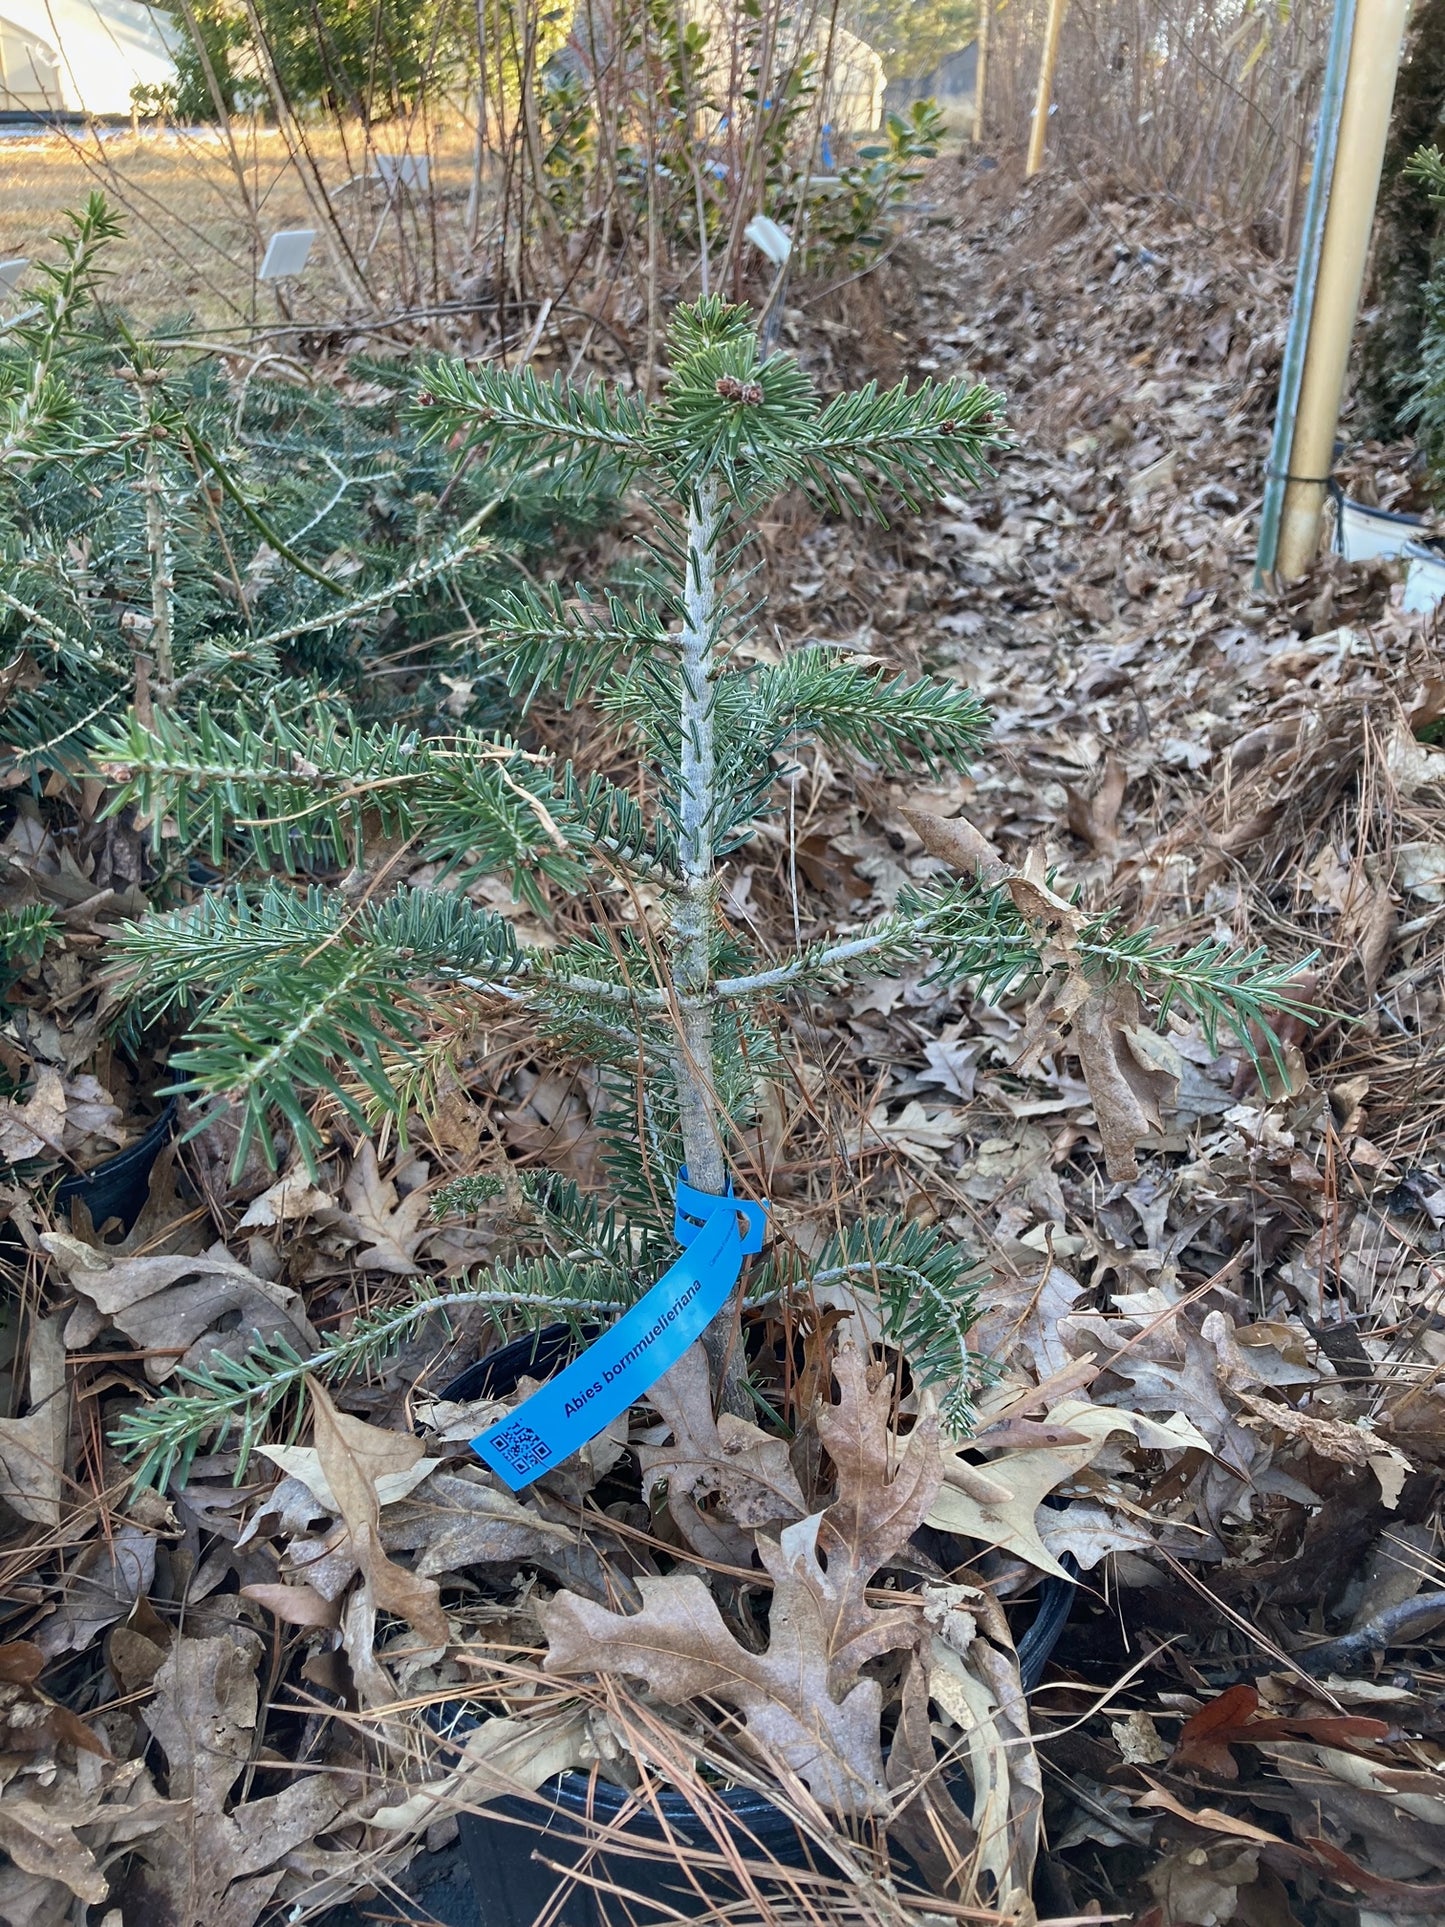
[259,230,315,281]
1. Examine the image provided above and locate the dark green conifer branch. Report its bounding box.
[111,1263,638,1492]
[414,360,647,478]
[482,581,672,709]
[0,193,123,460]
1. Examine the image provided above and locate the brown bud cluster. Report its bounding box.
[716,375,765,405]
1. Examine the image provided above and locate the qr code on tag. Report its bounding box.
[490,1421,551,1473]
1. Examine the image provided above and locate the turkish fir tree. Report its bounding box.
[105,297,1308,1487]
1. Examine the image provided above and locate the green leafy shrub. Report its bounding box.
[165,0,471,122]
[1398,145,1445,483]
[521,9,933,282]
[1360,0,1445,435]
[793,99,947,269]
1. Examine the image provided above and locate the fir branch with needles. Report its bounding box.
[111,1263,640,1492]
[0,192,123,461]
[754,1217,989,1432]
[482,580,673,710]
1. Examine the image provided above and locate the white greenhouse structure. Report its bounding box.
[0,0,178,117]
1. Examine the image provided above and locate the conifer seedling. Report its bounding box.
[103,297,1310,1489]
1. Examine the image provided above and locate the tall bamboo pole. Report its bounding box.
[1026,0,1067,177]
[973,0,990,146]
[1255,0,1354,583]
[1272,0,1410,577]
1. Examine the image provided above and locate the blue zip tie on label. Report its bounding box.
[472,1170,767,1491]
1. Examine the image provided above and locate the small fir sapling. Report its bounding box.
[102,297,1311,1488]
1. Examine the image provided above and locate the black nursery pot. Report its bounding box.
[456,1766,816,1927]
[54,1099,178,1236]
[443,1329,1075,1925]
[442,1327,815,1927]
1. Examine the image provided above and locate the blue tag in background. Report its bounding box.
[472,1174,767,1490]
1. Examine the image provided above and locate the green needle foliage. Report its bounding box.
[103,296,1308,1487]
[0,904,57,1007]
[0,196,616,784]
[1398,146,1445,480]
[109,1260,636,1491]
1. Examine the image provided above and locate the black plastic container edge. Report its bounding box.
[54,1098,178,1235]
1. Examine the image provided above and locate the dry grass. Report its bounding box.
[2,116,482,330]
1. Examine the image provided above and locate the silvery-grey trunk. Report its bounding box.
[142,436,174,698]
[671,478,746,1410]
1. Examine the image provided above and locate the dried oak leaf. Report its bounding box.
[365,1708,590,1832]
[44,1232,315,1382]
[239,1581,340,1630]
[926,1634,1041,1914]
[0,1066,127,1165]
[1171,1683,1390,1781]
[0,1775,140,1908]
[928,1433,1098,1582]
[930,1394,1211,1578]
[322,1141,433,1273]
[1015,970,1178,1181]
[1171,1682,1261,1778]
[904,805,1010,885]
[252,1449,624,1603]
[0,1312,69,1527]
[1064,755,1128,855]
[1262,1736,1445,1881]
[122,1625,348,1927]
[244,1459,621,1608]
[885,1650,978,1897]
[0,1067,75,1163]
[407,1469,633,1606]
[637,1343,806,1564]
[1303,1831,1445,1907]
[237,1169,337,1230]
[1069,979,1179,1181]
[1145,1840,1263,1927]
[0,1638,108,1761]
[0,1854,86,1926]
[542,1350,941,1815]
[1234,1388,1413,1499]
[307,1380,449,1685]
[1102,1318,1257,1478]
[34,1522,157,1660]
[256,1443,441,1513]
[63,1141,192,1254]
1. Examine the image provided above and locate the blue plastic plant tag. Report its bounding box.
[472,1174,767,1491]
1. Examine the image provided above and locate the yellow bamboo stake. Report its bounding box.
[1276,0,1410,577]
[973,0,990,146]
[1026,0,1067,177]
